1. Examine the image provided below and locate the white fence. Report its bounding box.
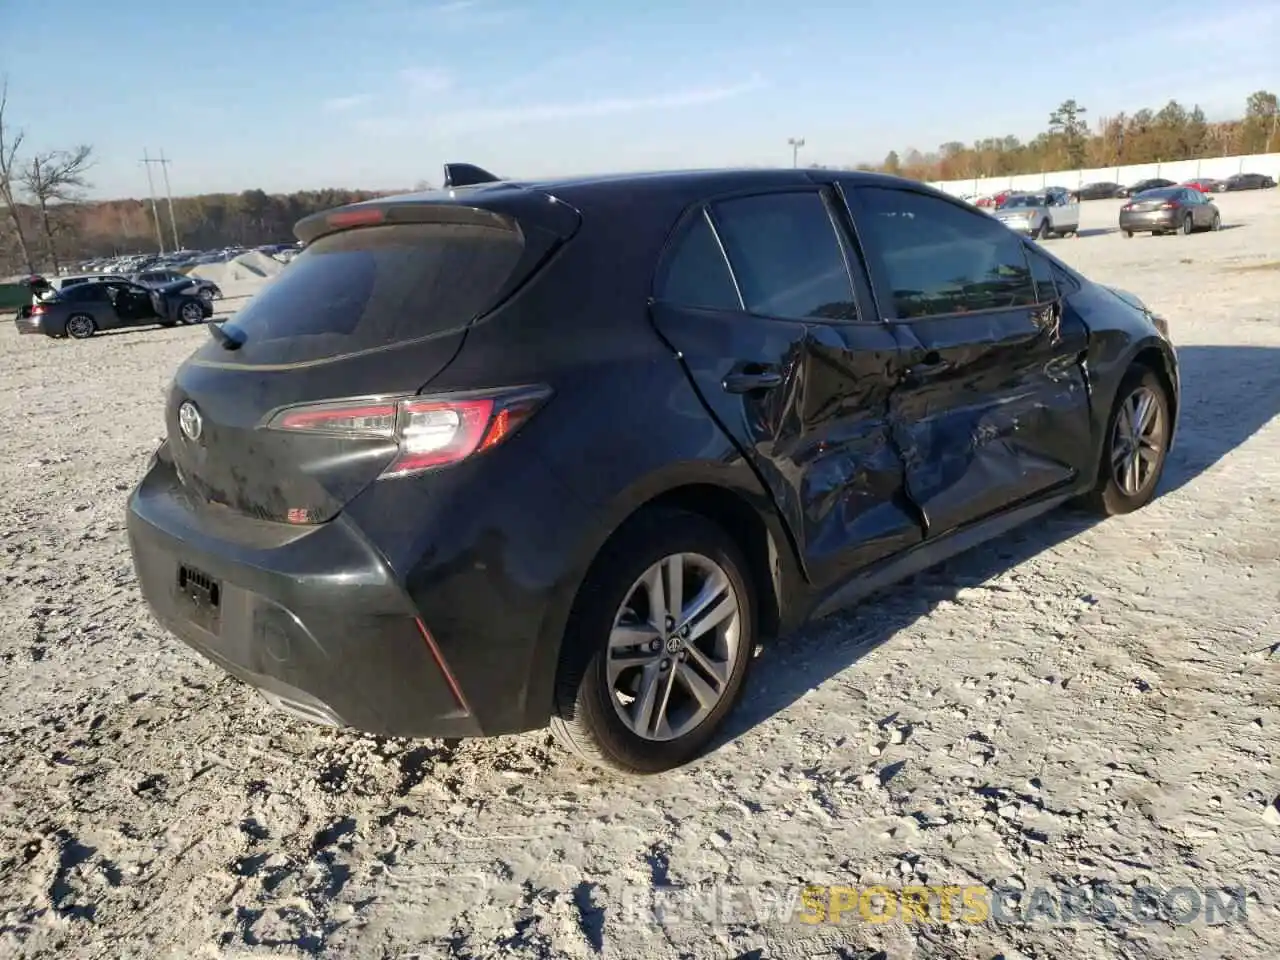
[928,153,1280,198]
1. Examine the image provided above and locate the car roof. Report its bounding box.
[298,167,954,244]
[372,168,940,210]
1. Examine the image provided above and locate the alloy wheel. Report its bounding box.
[606,552,741,742]
[180,303,203,323]
[67,316,94,339]
[1110,386,1164,497]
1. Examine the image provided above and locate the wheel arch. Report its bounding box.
[1128,340,1180,440]
[522,472,806,731]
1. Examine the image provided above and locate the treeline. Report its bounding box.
[74,188,387,258]
[849,90,1279,182]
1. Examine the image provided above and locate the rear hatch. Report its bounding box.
[164,192,578,524]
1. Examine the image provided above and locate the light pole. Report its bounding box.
[788,137,805,168]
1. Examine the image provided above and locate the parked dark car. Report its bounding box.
[132,269,222,302]
[16,277,212,338]
[1119,186,1222,237]
[1117,178,1175,198]
[1072,181,1123,201]
[1218,172,1277,191]
[125,166,1180,773]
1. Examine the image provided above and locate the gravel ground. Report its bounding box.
[1,193,1278,960]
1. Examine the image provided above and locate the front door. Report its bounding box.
[845,183,1093,538]
[650,187,922,592]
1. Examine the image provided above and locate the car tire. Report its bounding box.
[550,508,756,774]
[66,314,96,339]
[1180,213,1194,235]
[1210,213,1221,231]
[1123,230,1133,239]
[1082,365,1172,516]
[179,301,205,324]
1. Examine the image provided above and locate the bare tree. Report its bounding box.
[20,145,93,273]
[0,78,35,273]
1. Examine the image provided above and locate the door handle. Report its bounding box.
[723,363,783,394]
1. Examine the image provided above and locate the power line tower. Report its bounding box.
[140,149,181,252]
[139,149,165,253]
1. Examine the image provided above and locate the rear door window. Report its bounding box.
[218,221,525,364]
[709,191,859,321]
[66,283,110,302]
[654,211,741,310]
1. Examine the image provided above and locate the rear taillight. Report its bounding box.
[267,385,551,479]
[1122,203,1133,211]
[32,304,47,315]
[1161,201,1180,209]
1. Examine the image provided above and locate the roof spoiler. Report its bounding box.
[442,162,502,188]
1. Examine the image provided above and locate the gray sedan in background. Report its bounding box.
[1119,186,1222,237]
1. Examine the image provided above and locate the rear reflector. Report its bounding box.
[267,385,551,479]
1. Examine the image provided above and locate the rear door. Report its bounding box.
[649,187,921,591]
[1183,188,1212,227]
[68,282,123,330]
[846,183,1093,538]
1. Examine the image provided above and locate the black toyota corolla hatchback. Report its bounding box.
[126,164,1180,773]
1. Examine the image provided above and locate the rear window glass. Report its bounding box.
[217,221,523,364]
[711,191,858,321]
[654,212,740,310]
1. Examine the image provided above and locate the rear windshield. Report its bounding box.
[1134,187,1178,200]
[215,221,524,364]
[1001,195,1045,209]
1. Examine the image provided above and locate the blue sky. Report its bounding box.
[4,0,1277,198]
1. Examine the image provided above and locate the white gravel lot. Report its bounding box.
[1,193,1278,960]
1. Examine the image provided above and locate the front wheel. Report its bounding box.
[179,301,205,324]
[1082,366,1172,516]
[1210,213,1221,231]
[551,509,756,773]
[1181,213,1194,235]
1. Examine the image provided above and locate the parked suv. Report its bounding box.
[991,189,1081,239]
[126,167,1180,773]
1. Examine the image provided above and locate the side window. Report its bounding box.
[654,210,741,311]
[855,187,1038,319]
[710,191,858,321]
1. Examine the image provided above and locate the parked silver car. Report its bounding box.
[991,190,1081,239]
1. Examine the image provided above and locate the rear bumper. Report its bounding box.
[1119,211,1179,232]
[126,451,484,738]
[126,438,599,739]
[13,315,40,334]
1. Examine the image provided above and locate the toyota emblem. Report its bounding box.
[178,401,204,442]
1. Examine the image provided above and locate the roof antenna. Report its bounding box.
[442,163,502,188]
